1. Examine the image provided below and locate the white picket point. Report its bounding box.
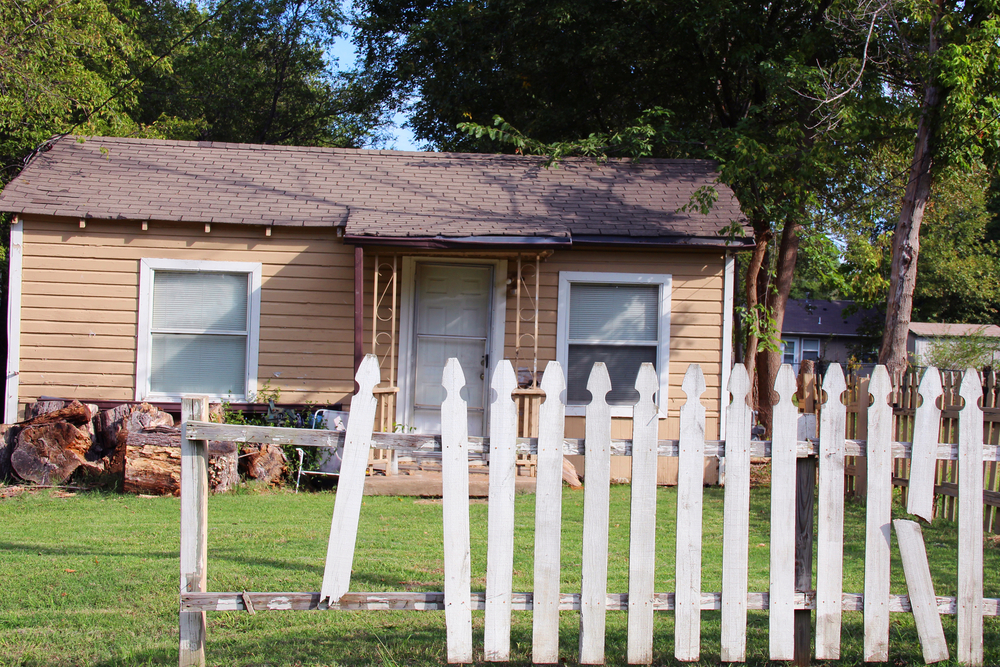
[441,358,473,663]
[720,364,752,662]
[908,368,943,522]
[894,519,949,663]
[864,366,892,662]
[957,370,984,666]
[532,362,567,665]
[320,355,381,603]
[579,363,612,665]
[816,364,847,660]
[769,364,797,661]
[627,364,660,665]
[674,364,706,662]
[485,360,519,661]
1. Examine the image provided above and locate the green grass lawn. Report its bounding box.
[0,484,997,666]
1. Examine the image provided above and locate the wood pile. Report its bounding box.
[2,400,239,494]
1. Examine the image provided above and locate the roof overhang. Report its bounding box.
[344,234,755,250]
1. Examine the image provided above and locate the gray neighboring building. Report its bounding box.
[908,322,1000,368]
[780,299,875,371]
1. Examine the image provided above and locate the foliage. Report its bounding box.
[221,380,331,486]
[912,167,1000,324]
[125,0,386,146]
[789,234,850,301]
[919,330,1000,371]
[0,0,153,184]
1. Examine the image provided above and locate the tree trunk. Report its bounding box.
[20,399,92,427]
[742,226,773,410]
[756,219,802,436]
[879,6,942,375]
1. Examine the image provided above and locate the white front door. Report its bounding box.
[411,263,494,436]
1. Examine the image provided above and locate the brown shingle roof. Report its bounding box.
[0,136,750,244]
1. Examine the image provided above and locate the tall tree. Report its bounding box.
[127,0,386,146]
[867,0,1000,373]
[0,0,151,183]
[355,0,889,427]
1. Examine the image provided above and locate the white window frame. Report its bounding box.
[136,258,262,402]
[556,271,671,418]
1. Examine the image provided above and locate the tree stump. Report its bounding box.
[240,444,287,485]
[124,426,237,495]
[11,422,96,485]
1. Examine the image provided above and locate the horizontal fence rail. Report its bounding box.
[183,421,1000,461]
[178,356,996,666]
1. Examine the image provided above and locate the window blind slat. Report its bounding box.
[567,345,657,405]
[569,284,658,342]
[152,272,248,332]
[150,333,246,395]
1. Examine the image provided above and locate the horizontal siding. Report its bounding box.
[18,217,357,410]
[16,219,732,437]
[503,248,728,438]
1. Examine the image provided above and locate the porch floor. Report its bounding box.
[362,461,538,497]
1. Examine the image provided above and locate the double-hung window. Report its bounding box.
[137,259,261,401]
[556,271,671,416]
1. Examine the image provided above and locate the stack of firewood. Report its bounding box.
[0,400,244,494]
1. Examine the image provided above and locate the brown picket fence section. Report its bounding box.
[822,367,1000,531]
[177,355,997,666]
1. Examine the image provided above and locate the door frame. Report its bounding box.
[396,256,508,433]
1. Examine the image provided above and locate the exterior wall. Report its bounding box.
[17,216,355,416]
[508,248,727,441]
[15,219,731,444]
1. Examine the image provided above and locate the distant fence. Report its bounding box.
[177,355,996,666]
[801,367,1000,532]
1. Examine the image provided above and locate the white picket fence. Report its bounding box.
[177,355,998,666]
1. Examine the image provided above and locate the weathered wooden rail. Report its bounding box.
[178,356,996,666]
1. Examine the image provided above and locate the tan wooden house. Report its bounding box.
[0,136,752,467]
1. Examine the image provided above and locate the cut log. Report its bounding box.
[11,422,95,485]
[23,400,66,420]
[96,403,134,476]
[124,426,237,495]
[240,444,287,485]
[0,424,20,481]
[20,400,91,427]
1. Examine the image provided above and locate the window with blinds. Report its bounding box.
[137,259,261,401]
[150,271,250,396]
[565,282,661,405]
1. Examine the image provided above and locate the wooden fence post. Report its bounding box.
[485,361,518,661]
[580,363,611,665]
[957,370,984,666]
[720,365,752,662]
[441,358,473,663]
[626,363,660,665]
[816,365,847,660]
[769,365,797,661]
[864,367,892,662]
[180,395,209,667]
[532,362,566,665]
[320,355,381,604]
[794,406,817,666]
